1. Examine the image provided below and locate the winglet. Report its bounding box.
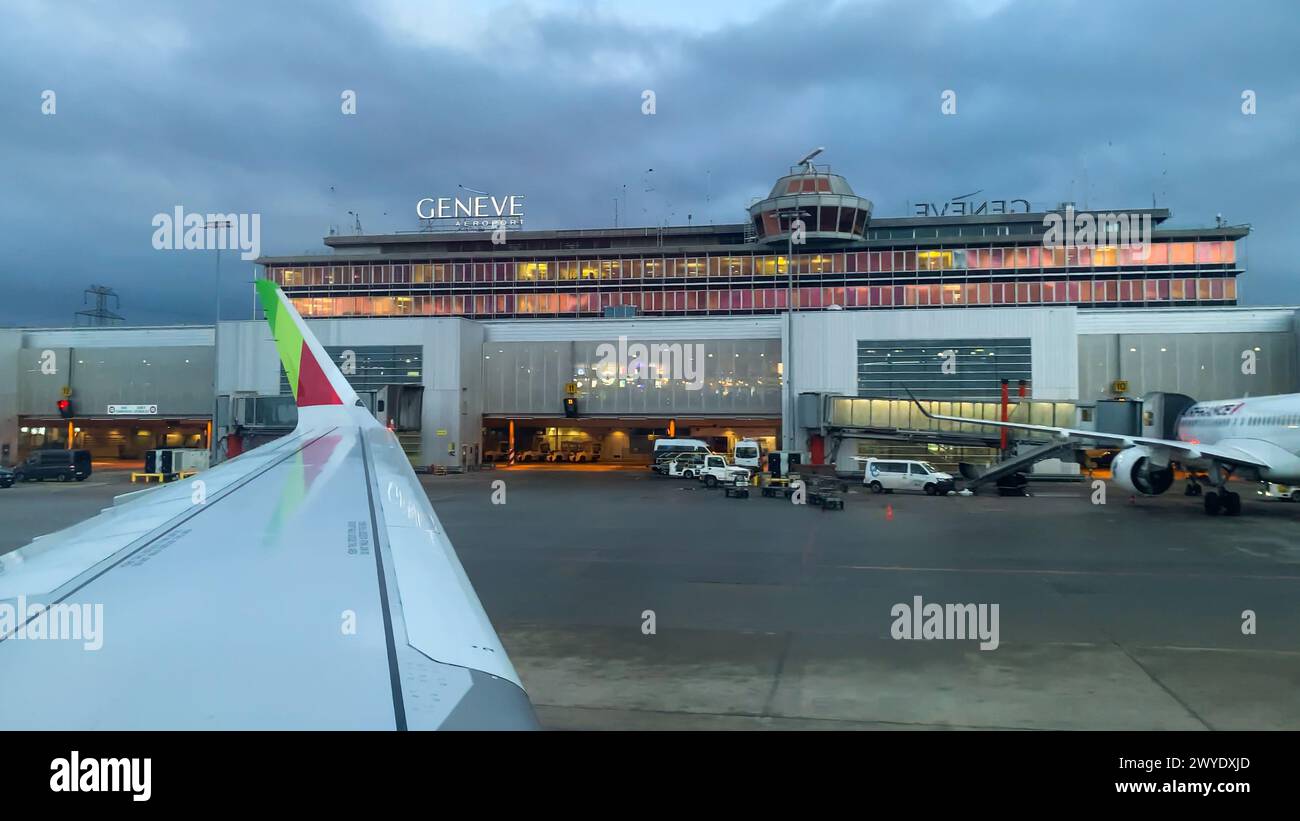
[255,280,358,408]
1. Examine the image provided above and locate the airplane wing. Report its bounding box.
[904,389,1271,470]
[0,280,538,730]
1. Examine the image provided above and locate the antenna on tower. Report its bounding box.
[328,185,340,236]
[75,285,125,326]
[641,169,655,221]
[797,147,824,171]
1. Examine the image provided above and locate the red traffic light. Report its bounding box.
[57,399,73,419]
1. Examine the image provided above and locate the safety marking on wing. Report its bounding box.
[119,529,191,568]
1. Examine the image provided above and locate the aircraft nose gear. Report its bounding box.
[1203,489,1242,516]
[1184,482,1202,497]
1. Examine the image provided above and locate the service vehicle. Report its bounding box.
[723,472,751,499]
[733,439,762,473]
[1259,482,1300,501]
[667,453,706,479]
[698,454,751,488]
[650,438,711,472]
[861,458,954,496]
[766,450,807,478]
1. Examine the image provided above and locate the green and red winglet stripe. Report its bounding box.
[255,279,351,407]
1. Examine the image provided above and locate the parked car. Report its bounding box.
[13,449,93,483]
[862,458,953,496]
[0,465,14,488]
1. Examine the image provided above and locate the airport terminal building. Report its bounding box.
[2,165,1297,471]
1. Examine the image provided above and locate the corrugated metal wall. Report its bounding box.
[18,345,214,417]
[480,338,781,416]
[22,326,213,349]
[1076,307,1295,334]
[791,307,1080,401]
[1078,331,1297,401]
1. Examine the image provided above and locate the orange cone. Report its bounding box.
[885,504,893,521]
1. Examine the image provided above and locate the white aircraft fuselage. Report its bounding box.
[1174,393,1300,482]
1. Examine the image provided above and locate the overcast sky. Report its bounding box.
[1,0,1297,326]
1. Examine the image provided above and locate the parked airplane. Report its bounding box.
[0,281,538,729]
[906,389,1300,516]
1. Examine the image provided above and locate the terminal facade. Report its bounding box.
[1,165,1295,471]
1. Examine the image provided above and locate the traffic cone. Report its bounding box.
[885,504,893,521]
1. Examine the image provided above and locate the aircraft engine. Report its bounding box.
[1110,446,1175,495]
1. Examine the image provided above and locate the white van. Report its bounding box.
[861,458,955,496]
[651,438,712,473]
[733,439,762,472]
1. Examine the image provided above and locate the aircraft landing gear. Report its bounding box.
[1201,464,1241,516]
[1184,482,1202,497]
[1203,489,1242,516]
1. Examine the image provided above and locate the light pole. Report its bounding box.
[779,208,809,451]
[206,219,232,461]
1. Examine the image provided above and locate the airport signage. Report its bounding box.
[415,194,525,231]
[913,197,1031,217]
[107,404,158,415]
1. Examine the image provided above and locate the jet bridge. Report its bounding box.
[798,392,1083,478]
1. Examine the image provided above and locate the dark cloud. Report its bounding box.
[1,0,1297,325]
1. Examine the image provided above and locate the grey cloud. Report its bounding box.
[1,0,1297,325]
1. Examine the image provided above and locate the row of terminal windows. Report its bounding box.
[286,277,1236,318]
[755,206,871,237]
[270,241,1236,287]
[868,225,1026,239]
[1188,415,1300,427]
